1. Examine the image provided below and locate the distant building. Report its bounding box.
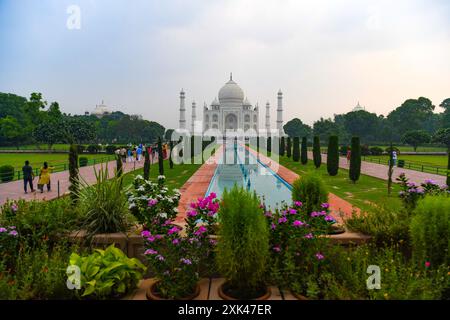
[352,101,366,112]
[90,100,112,118]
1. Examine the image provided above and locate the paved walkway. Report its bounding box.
[308,152,446,186]
[0,160,144,205]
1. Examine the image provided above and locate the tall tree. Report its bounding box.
[349,137,361,184]
[327,136,339,176]
[286,137,292,158]
[440,98,450,128]
[293,137,300,162]
[301,137,308,165]
[312,136,322,169]
[433,128,450,185]
[169,140,174,169]
[0,116,26,149]
[401,130,431,152]
[279,136,285,156]
[283,118,312,139]
[144,148,151,179]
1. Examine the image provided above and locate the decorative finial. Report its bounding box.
[230,72,233,81]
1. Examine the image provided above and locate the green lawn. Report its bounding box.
[0,153,110,170]
[122,160,202,190]
[363,154,448,167]
[0,144,73,151]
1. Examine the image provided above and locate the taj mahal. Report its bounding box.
[178,74,285,135]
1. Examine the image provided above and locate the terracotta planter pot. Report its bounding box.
[218,282,271,300]
[146,281,200,300]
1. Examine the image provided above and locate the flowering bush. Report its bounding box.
[127,175,181,233]
[397,173,449,210]
[0,225,19,269]
[265,200,332,293]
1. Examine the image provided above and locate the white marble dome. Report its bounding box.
[218,79,244,104]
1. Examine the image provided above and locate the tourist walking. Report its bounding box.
[127,149,133,163]
[22,160,35,194]
[392,151,398,167]
[37,162,53,193]
[346,148,351,164]
[137,145,143,162]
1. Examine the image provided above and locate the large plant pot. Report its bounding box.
[218,282,271,300]
[146,281,200,300]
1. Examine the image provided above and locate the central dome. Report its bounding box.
[218,78,244,104]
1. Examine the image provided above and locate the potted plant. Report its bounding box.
[216,186,270,300]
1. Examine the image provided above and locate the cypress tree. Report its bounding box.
[169,140,174,169]
[447,151,450,186]
[116,154,123,177]
[313,136,322,169]
[158,137,164,176]
[301,137,308,165]
[293,137,300,162]
[349,136,361,183]
[143,147,150,180]
[327,136,339,176]
[68,144,79,202]
[286,137,292,158]
[279,137,285,156]
[267,136,272,155]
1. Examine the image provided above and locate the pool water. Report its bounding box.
[205,143,292,210]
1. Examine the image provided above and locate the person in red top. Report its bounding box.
[346,148,351,164]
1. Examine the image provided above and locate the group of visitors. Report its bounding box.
[116,143,170,164]
[21,161,54,194]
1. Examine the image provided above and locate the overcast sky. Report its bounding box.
[0,0,449,129]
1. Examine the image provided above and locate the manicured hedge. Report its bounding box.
[293,137,300,162]
[327,136,339,176]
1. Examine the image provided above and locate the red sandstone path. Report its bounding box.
[308,152,446,186]
[0,160,144,206]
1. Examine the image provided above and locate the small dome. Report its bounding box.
[243,97,252,106]
[211,98,219,106]
[218,78,244,104]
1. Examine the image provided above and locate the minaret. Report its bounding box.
[179,89,186,130]
[265,102,271,132]
[191,101,196,134]
[277,89,284,135]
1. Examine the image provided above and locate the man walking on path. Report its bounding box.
[346,148,351,164]
[392,151,398,167]
[22,160,35,194]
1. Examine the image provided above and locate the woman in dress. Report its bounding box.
[37,162,53,193]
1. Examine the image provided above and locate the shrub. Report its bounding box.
[361,144,370,156]
[370,147,384,156]
[79,157,88,167]
[385,146,400,154]
[169,141,174,169]
[411,196,450,268]
[292,137,300,162]
[144,149,151,179]
[349,137,361,183]
[292,173,328,214]
[0,165,14,182]
[77,167,131,238]
[69,245,146,299]
[279,137,285,156]
[87,145,99,154]
[286,137,292,158]
[157,137,164,175]
[115,154,122,177]
[267,136,272,155]
[68,144,79,202]
[313,136,322,169]
[77,145,86,154]
[216,186,269,299]
[127,175,180,232]
[0,225,19,269]
[105,145,117,154]
[339,145,348,156]
[301,137,308,165]
[327,136,339,176]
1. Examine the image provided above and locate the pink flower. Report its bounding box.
[155,234,163,239]
[321,203,330,209]
[168,226,180,235]
[156,255,165,261]
[425,261,431,268]
[304,233,314,239]
[324,215,335,222]
[209,239,217,246]
[0,227,7,233]
[146,235,156,242]
[315,252,325,260]
[289,208,297,215]
[293,220,305,228]
[264,211,273,217]
[271,223,277,230]
[278,217,288,224]
[190,202,198,209]
[10,204,18,212]
[310,212,319,218]
[180,258,192,265]
[172,238,180,245]
[141,230,151,237]
[294,201,303,207]
[273,246,281,253]
[209,192,217,199]
[187,210,198,218]
[148,199,158,207]
[194,225,207,236]
[144,249,158,255]
[9,230,18,236]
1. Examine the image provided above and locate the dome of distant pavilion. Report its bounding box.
[218,78,245,103]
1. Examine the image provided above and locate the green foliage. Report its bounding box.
[157,137,164,176]
[87,144,99,153]
[0,165,14,182]
[349,136,361,183]
[69,245,146,299]
[143,149,150,179]
[267,136,272,155]
[301,137,308,165]
[327,135,339,176]
[105,145,117,154]
[216,186,269,299]
[79,157,88,167]
[279,137,285,156]
[77,167,131,238]
[370,146,384,155]
[68,144,79,202]
[291,172,328,214]
[286,137,292,158]
[292,137,300,162]
[312,136,322,168]
[169,140,174,169]
[401,130,431,152]
[411,196,450,267]
[0,116,27,148]
[115,154,123,177]
[283,118,312,139]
